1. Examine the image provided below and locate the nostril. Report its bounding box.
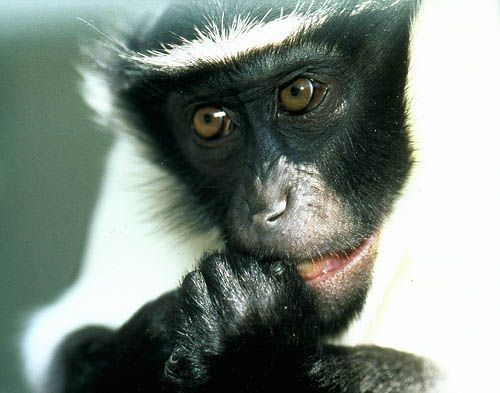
[266,213,281,223]
[265,199,287,223]
[250,197,288,227]
[246,186,292,227]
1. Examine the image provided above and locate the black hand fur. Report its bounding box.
[164,252,321,392]
[47,291,178,393]
[48,252,320,393]
[48,251,432,393]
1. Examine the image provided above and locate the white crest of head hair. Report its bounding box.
[350,0,403,16]
[125,2,333,71]
[124,0,408,71]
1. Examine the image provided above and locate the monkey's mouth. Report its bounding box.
[296,233,378,284]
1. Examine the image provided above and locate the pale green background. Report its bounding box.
[0,2,161,392]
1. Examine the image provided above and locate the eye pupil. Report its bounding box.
[203,113,213,124]
[290,86,301,97]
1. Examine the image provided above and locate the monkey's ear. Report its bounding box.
[333,0,420,102]
[352,0,420,33]
[367,0,420,50]
[317,0,418,56]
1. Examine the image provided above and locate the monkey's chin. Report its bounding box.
[296,232,378,286]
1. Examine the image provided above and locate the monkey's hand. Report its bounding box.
[166,252,438,393]
[46,251,319,393]
[164,251,322,392]
[47,251,436,393]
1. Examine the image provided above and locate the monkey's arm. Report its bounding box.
[45,291,179,393]
[43,252,316,393]
[308,345,437,393]
[46,252,436,393]
[164,252,437,393]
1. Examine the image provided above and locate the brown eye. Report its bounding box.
[193,106,232,140]
[279,77,328,114]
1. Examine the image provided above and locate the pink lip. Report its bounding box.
[296,234,377,283]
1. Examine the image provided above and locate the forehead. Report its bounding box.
[129,0,333,72]
[118,0,411,96]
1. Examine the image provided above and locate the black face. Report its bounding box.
[102,0,417,332]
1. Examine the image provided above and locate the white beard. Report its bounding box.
[341,1,500,391]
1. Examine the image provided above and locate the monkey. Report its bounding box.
[22,0,500,392]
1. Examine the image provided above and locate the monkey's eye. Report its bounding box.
[193,106,233,140]
[279,77,328,114]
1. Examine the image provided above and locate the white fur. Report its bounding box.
[126,0,409,71]
[340,1,500,391]
[22,0,500,391]
[350,0,402,16]
[79,69,115,127]
[22,139,222,389]
[126,7,330,70]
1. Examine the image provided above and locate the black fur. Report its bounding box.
[46,1,438,392]
[100,0,417,239]
[49,252,432,393]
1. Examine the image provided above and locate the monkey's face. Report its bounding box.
[112,0,416,332]
[162,67,409,330]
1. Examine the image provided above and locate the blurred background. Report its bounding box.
[0,2,160,392]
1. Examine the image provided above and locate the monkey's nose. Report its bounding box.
[250,198,287,226]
